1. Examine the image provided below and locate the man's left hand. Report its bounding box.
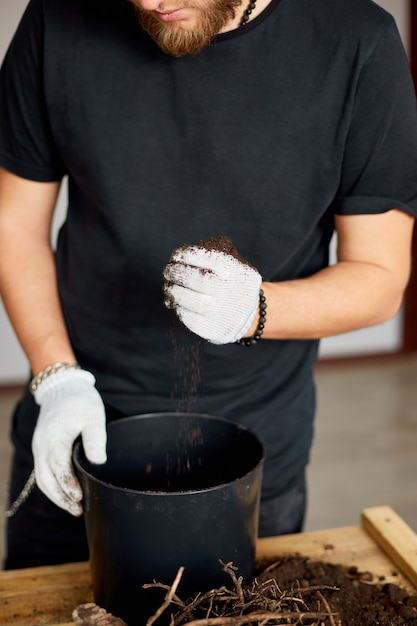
[163,240,262,344]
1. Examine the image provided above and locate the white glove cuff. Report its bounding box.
[30,362,81,394]
[231,297,259,342]
[34,368,97,404]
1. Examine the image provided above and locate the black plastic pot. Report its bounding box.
[73,412,264,626]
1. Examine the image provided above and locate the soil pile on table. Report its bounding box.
[255,555,417,625]
[152,557,417,625]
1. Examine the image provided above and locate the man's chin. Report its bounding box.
[140,20,216,56]
[131,0,242,56]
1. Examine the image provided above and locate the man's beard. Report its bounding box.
[132,0,244,57]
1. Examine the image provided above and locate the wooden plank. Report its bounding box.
[361,505,417,589]
[0,562,93,626]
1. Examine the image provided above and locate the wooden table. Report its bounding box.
[1,506,417,626]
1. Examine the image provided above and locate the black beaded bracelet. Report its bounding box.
[236,288,267,346]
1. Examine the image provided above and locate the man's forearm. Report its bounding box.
[256,261,404,340]
[246,211,414,341]
[0,223,77,376]
[0,169,75,375]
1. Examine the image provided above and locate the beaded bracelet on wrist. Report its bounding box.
[30,362,81,394]
[236,288,267,347]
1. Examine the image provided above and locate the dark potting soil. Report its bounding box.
[194,235,257,270]
[253,555,417,625]
[170,235,256,270]
[168,556,417,625]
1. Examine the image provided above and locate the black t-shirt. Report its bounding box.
[1,0,417,498]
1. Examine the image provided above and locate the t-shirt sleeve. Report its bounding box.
[333,16,417,218]
[0,0,66,182]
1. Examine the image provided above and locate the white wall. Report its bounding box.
[0,0,412,383]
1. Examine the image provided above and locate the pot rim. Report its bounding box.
[73,411,265,496]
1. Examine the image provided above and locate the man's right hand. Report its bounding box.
[32,367,107,516]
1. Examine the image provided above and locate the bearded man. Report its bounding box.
[0,0,417,576]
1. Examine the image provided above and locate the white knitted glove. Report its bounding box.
[163,239,262,344]
[32,368,107,516]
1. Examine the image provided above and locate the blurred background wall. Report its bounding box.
[0,0,413,384]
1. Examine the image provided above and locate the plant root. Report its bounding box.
[145,561,341,626]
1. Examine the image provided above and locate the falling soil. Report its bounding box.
[73,556,417,625]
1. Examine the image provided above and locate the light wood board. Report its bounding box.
[1,506,416,625]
